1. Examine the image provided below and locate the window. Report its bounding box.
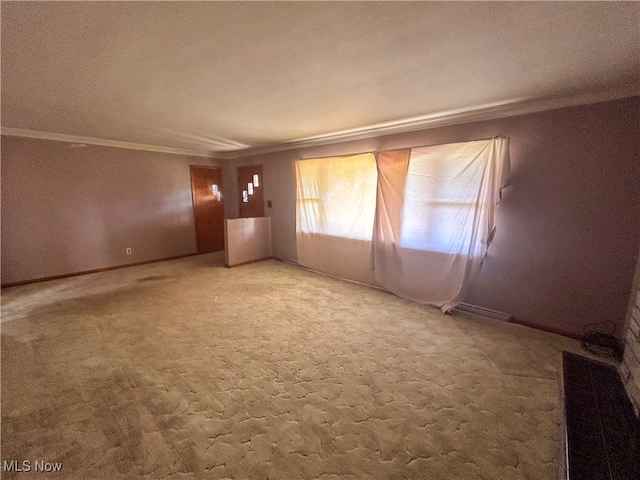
[400,141,490,253]
[296,153,377,241]
[295,138,510,310]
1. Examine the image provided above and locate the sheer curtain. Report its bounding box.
[294,138,510,311]
[295,153,377,285]
[373,138,511,312]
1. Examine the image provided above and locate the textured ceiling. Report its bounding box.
[1,1,639,157]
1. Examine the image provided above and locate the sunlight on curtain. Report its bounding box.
[402,141,494,253]
[374,138,511,312]
[296,153,377,284]
[296,153,377,240]
[295,139,510,310]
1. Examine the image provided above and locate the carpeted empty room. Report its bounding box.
[1,253,588,479]
[2,3,640,479]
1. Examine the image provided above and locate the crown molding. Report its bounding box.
[2,85,637,161]
[0,128,216,158]
[216,85,639,160]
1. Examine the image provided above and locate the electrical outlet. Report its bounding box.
[267,200,272,208]
[126,248,132,255]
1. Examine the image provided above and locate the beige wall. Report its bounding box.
[1,136,231,285]
[230,97,640,338]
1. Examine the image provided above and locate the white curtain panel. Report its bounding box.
[373,138,511,312]
[295,138,510,311]
[295,153,378,285]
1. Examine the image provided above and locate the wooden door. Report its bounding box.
[237,165,264,218]
[191,166,225,253]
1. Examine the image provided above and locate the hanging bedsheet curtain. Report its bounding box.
[295,138,510,311]
[295,153,378,285]
[373,138,511,312]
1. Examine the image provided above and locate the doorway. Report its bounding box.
[190,165,225,253]
[237,165,264,218]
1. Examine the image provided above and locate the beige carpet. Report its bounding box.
[1,253,589,479]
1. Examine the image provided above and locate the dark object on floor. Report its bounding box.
[563,351,640,480]
[581,321,624,361]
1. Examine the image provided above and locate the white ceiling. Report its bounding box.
[2,1,639,158]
